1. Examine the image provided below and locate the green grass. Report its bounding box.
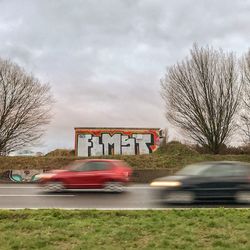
[0,209,249,250]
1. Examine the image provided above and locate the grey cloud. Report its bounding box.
[0,0,249,151]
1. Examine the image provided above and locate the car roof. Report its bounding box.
[189,161,250,167]
[73,159,123,163]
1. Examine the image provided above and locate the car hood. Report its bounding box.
[46,169,68,175]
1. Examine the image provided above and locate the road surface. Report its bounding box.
[0,184,249,209]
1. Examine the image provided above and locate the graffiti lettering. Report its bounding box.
[121,135,135,155]
[77,133,156,157]
[133,134,152,154]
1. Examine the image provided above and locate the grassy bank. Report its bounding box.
[1,142,250,171]
[0,209,249,249]
[2,154,250,171]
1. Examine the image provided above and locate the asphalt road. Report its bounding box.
[0,184,249,209]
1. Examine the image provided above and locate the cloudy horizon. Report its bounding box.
[0,0,250,153]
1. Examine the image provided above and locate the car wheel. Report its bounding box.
[43,182,65,192]
[235,191,250,203]
[163,191,194,204]
[104,182,125,193]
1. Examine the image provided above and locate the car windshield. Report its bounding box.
[176,163,213,176]
[65,161,112,172]
[65,161,86,171]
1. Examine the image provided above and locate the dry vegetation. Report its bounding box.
[1,141,250,171]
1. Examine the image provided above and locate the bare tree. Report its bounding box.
[161,44,242,154]
[0,59,53,155]
[241,50,250,144]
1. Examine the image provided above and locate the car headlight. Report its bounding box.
[150,181,182,187]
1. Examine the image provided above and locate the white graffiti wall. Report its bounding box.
[75,128,161,157]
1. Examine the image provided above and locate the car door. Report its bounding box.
[194,163,247,199]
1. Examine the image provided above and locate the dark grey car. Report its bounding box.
[150,161,250,203]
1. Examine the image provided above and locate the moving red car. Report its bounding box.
[37,159,132,192]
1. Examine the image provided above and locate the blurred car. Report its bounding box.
[150,161,250,204]
[37,159,132,192]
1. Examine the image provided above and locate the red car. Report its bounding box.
[37,159,132,192]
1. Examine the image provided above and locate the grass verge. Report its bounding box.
[0,209,249,249]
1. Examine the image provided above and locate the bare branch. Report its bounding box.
[161,44,242,154]
[0,59,54,155]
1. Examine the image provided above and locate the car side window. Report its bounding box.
[71,163,88,172]
[229,165,248,176]
[79,162,111,172]
[200,165,218,177]
[201,164,247,177]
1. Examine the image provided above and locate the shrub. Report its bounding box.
[156,141,199,156]
[45,149,75,157]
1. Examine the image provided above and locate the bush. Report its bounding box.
[194,144,250,155]
[45,149,75,157]
[156,141,199,156]
[2,142,250,171]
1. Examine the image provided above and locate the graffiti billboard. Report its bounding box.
[75,127,162,157]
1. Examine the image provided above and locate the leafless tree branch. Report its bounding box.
[0,59,54,155]
[161,44,242,154]
[241,50,250,144]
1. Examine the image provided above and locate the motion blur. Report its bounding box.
[36,159,132,193]
[151,161,250,204]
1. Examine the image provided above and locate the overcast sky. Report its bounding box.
[0,0,250,152]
